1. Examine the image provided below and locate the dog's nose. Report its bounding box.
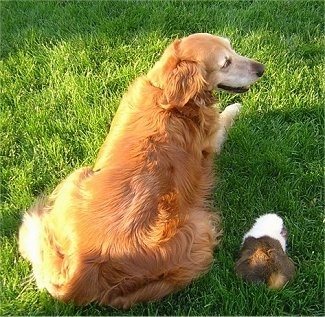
[255,63,265,77]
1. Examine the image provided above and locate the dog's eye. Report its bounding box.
[222,58,231,69]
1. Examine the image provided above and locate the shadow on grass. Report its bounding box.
[1,0,324,315]
[1,0,323,58]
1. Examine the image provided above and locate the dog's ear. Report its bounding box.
[147,39,207,109]
[162,60,207,109]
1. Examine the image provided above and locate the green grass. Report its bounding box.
[1,0,324,315]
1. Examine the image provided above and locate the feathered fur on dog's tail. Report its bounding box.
[18,166,94,297]
[18,198,50,290]
[19,199,46,265]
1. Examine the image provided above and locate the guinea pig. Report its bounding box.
[235,213,295,289]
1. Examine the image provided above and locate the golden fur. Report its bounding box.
[19,33,264,308]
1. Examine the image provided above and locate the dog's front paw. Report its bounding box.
[224,103,242,118]
[215,103,242,154]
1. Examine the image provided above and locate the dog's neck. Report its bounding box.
[171,103,200,125]
[149,79,163,90]
[175,90,216,115]
[186,90,217,108]
[149,78,216,109]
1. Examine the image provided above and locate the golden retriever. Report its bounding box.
[19,33,264,309]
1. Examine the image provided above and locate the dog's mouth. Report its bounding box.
[217,84,249,93]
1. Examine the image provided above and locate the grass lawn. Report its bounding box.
[1,0,324,315]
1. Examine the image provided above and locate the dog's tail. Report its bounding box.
[19,166,93,267]
[18,197,47,268]
[18,167,96,298]
[18,196,72,294]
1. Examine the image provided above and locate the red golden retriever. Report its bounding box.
[19,33,264,308]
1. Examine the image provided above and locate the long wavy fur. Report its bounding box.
[19,35,224,309]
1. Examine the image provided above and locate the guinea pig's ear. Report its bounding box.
[267,249,296,289]
[235,249,262,283]
[235,245,257,279]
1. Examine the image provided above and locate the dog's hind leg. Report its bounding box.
[101,279,177,309]
[215,103,242,154]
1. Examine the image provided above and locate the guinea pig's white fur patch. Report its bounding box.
[243,213,286,251]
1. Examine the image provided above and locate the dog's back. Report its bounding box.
[18,76,218,308]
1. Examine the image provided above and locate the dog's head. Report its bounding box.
[147,33,265,109]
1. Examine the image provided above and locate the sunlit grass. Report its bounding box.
[1,0,323,315]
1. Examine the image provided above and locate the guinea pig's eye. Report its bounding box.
[222,58,231,69]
